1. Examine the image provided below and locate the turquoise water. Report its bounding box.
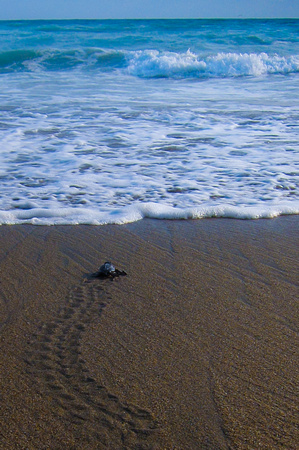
[0,20,298,224]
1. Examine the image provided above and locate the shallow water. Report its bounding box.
[0,19,298,224]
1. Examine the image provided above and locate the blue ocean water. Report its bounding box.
[0,19,298,224]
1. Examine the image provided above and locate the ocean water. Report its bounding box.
[0,19,298,225]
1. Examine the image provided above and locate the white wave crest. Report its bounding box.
[126,50,299,78]
[0,202,298,226]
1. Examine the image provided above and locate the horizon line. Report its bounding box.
[0,17,298,21]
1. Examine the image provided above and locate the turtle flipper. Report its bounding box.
[115,269,127,276]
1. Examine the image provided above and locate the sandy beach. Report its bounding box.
[0,217,298,449]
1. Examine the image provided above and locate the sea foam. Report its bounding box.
[0,202,298,226]
[0,20,298,226]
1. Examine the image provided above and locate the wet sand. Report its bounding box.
[0,217,298,449]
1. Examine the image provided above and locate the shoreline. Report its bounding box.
[0,217,298,449]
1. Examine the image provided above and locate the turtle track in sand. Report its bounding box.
[25,281,158,449]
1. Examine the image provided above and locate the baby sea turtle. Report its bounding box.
[96,261,127,278]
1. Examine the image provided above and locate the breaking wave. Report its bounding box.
[126,50,299,78]
[1,48,298,78]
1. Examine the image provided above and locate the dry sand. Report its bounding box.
[0,217,298,449]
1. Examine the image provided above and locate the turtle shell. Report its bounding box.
[99,262,116,275]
